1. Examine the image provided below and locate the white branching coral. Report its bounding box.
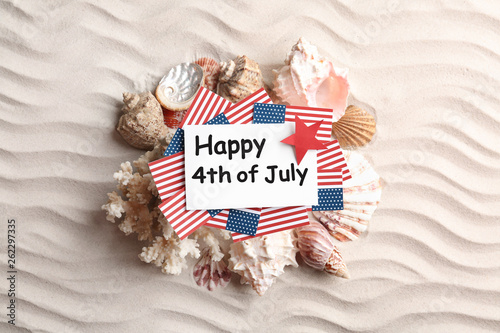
[102,127,232,276]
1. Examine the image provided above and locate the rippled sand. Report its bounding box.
[1,1,499,332]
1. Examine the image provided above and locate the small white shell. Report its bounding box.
[155,63,204,111]
[228,230,298,296]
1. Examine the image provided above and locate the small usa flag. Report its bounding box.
[224,88,272,124]
[231,206,310,242]
[148,151,185,201]
[253,103,334,142]
[163,128,184,157]
[311,168,344,211]
[158,187,212,240]
[179,86,233,128]
[317,140,352,181]
[205,209,229,229]
[225,208,262,236]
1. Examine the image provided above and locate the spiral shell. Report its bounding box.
[313,151,382,242]
[228,230,298,296]
[296,221,349,278]
[116,91,168,150]
[332,105,376,148]
[155,63,204,111]
[195,57,220,91]
[217,55,265,103]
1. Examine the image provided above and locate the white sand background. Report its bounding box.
[1,0,500,332]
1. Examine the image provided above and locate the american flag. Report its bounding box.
[317,168,343,188]
[223,88,272,124]
[253,103,334,142]
[148,151,185,201]
[231,206,310,242]
[310,168,344,212]
[225,208,262,236]
[179,86,233,128]
[158,187,211,240]
[205,209,229,229]
[317,140,352,181]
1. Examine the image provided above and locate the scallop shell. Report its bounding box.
[332,105,376,148]
[296,221,349,278]
[217,55,265,103]
[195,57,220,92]
[228,230,298,296]
[273,37,349,121]
[193,249,231,291]
[155,63,204,111]
[116,91,168,150]
[312,151,382,242]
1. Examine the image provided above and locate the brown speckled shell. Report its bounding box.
[332,105,376,148]
[217,55,264,103]
[117,91,168,150]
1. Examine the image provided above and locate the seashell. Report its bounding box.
[162,108,186,130]
[332,105,376,148]
[195,57,220,91]
[312,151,382,242]
[193,249,231,291]
[273,37,349,121]
[228,230,298,296]
[155,63,204,111]
[217,55,265,103]
[117,91,168,150]
[296,221,349,278]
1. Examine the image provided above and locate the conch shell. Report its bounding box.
[195,57,220,91]
[117,91,168,150]
[217,55,265,103]
[228,230,298,296]
[313,151,382,241]
[193,249,231,291]
[155,63,204,111]
[332,105,376,148]
[296,221,349,278]
[273,37,349,121]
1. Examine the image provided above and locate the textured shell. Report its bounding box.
[217,55,264,103]
[228,230,298,296]
[195,57,220,91]
[117,91,168,150]
[193,249,231,291]
[296,221,349,278]
[155,63,204,111]
[332,105,376,148]
[312,151,382,242]
[273,37,349,121]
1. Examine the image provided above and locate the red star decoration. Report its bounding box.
[281,116,326,164]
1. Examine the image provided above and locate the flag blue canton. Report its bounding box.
[253,103,286,124]
[163,128,184,156]
[208,209,223,217]
[225,209,260,236]
[204,113,230,125]
[312,188,344,211]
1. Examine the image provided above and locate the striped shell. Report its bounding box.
[296,221,349,278]
[332,105,376,148]
[217,55,265,103]
[228,230,298,296]
[193,249,231,291]
[312,151,382,242]
[195,57,220,91]
[155,63,204,111]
